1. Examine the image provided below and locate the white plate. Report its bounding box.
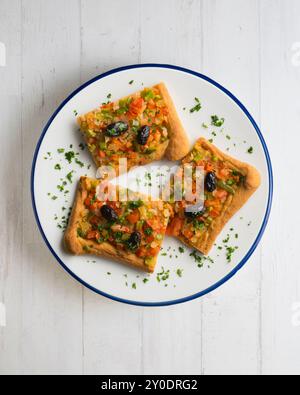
[31,64,273,306]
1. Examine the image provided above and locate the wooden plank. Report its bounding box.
[201,0,262,375]
[260,0,300,375]
[140,0,203,69]
[80,0,144,375]
[0,0,23,375]
[20,0,83,374]
[140,0,203,375]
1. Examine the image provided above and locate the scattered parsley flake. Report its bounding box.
[223,234,230,244]
[132,283,137,290]
[211,115,225,127]
[65,151,75,163]
[176,269,183,278]
[190,97,202,113]
[57,148,65,154]
[178,246,185,254]
[226,246,238,263]
[156,267,170,283]
[66,171,74,183]
[129,80,134,85]
[54,164,61,170]
[75,158,84,168]
[247,146,254,154]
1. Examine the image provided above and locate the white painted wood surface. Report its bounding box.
[0,0,299,375]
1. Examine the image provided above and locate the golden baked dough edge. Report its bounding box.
[156,82,190,161]
[64,177,157,273]
[178,138,261,255]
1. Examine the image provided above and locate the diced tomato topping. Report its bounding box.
[136,247,148,258]
[210,209,220,218]
[148,247,160,257]
[90,216,100,225]
[166,217,184,237]
[182,228,194,239]
[214,189,228,200]
[129,97,144,117]
[205,162,214,172]
[145,235,155,244]
[84,197,91,207]
[86,230,99,240]
[136,246,160,258]
[217,167,230,180]
[127,210,140,224]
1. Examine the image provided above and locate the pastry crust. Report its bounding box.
[156,82,190,160]
[171,138,261,255]
[64,177,169,273]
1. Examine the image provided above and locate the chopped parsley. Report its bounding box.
[190,250,204,265]
[65,151,75,163]
[54,164,61,170]
[75,158,84,168]
[190,97,202,113]
[190,251,214,268]
[176,269,183,278]
[178,246,185,254]
[57,148,65,154]
[128,200,143,209]
[247,146,254,154]
[66,171,74,183]
[129,80,134,85]
[156,267,170,282]
[226,246,238,263]
[211,115,225,127]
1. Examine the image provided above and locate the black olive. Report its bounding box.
[126,231,142,251]
[100,205,118,222]
[205,172,217,192]
[105,121,128,137]
[137,126,150,145]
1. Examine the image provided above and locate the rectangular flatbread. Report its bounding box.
[166,138,261,255]
[64,177,171,273]
[77,83,190,177]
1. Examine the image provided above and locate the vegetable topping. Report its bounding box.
[77,178,170,264]
[78,86,170,170]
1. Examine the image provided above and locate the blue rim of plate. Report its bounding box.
[31,63,273,307]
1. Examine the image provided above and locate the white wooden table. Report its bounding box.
[0,0,299,375]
